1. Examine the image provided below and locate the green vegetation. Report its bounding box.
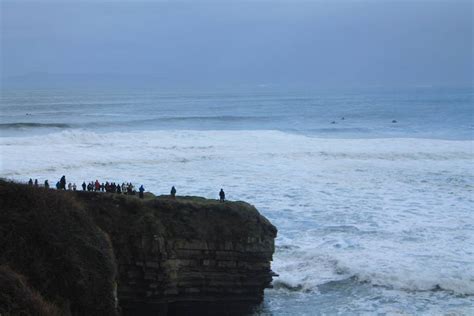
[0,265,61,316]
[0,180,117,315]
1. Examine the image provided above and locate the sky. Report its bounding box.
[1,0,472,89]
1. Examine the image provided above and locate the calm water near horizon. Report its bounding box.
[0,87,473,315]
[1,87,473,139]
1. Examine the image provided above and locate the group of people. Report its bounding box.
[28,178,50,189]
[82,180,139,195]
[28,176,226,201]
[55,176,78,192]
[28,176,146,198]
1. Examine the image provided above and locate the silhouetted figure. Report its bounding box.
[82,182,86,191]
[56,181,61,189]
[28,178,33,186]
[170,186,177,199]
[117,184,121,194]
[72,183,77,191]
[219,189,225,202]
[44,180,49,189]
[67,183,72,190]
[34,179,38,187]
[95,180,100,192]
[139,185,145,199]
[60,176,66,190]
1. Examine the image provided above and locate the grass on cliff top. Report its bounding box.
[97,189,251,207]
[73,187,276,245]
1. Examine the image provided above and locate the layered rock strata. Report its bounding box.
[79,193,277,315]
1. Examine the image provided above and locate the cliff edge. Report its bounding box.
[0,180,277,315]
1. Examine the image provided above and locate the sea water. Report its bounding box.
[0,88,473,315]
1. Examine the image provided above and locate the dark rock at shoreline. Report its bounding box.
[0,180,277,315]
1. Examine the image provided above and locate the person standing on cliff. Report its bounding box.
[44,180,49,189]
[170,186,177,199]
[139,185,145,199]
[219,188,225,202]
[34,179,39,187]
[60,176,66,190]
[28,178,33,186]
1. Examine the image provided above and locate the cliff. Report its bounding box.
[0,180,277,315]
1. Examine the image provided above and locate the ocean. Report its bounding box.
[0,87,473,315]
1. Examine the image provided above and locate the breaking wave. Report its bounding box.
[272,255,474,296]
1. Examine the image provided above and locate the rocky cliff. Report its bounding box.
[0,180,277,315]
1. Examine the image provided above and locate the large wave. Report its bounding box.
[272,244,474,296]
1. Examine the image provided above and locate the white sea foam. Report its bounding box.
[1,129,473,313]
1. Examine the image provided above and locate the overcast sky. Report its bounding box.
[1,0,472,89]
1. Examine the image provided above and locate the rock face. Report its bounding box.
[0,181,277,315]
[79,193,277,315]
